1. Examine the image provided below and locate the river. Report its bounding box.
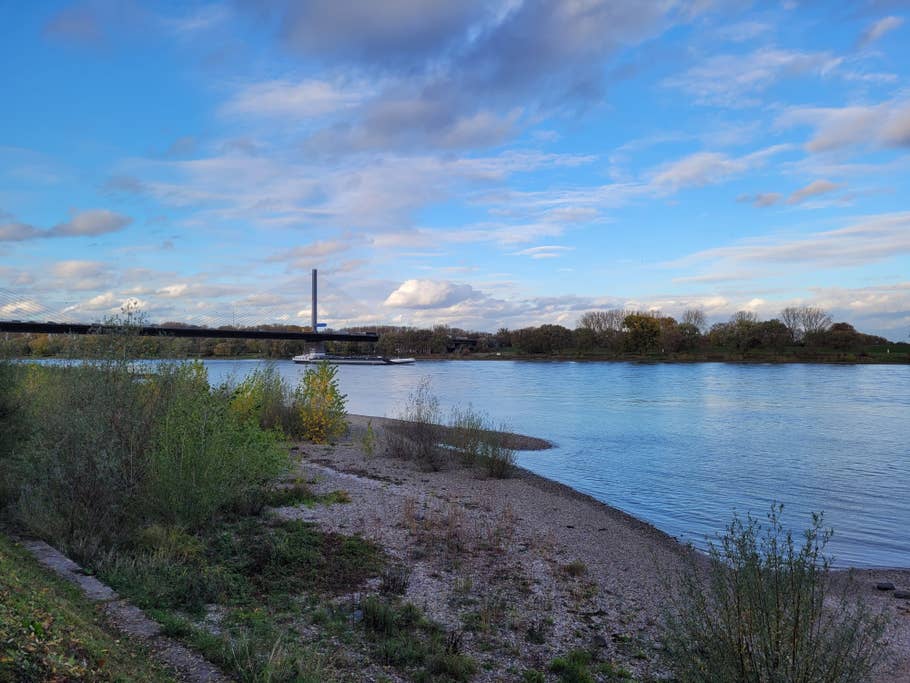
[204,359,908,569]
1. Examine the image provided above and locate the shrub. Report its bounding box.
[294,363,347,443]
[481,432,516,479]
[143,363,290,527]
[2,358,291,558]
[228,364,295,434]
[4,361,154,556]
[385,378,444,470]
[448,405,486,466]
[360,419,376,456]
[662,504,887,683]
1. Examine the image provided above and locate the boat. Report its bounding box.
[292,351,415,365]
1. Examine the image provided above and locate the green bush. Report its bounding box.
[448,405,486,466]
[4,361,154,556]
[294,363,347,443]
[1,358,290,559]
[144,363,289,526]
[228,363,295,434]
[662,505,887,683]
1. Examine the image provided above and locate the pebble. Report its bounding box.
[894,590,910,600]
[876,582,896,591]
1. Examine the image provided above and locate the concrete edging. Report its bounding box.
[19,538,228,683]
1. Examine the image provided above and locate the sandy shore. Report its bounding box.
[277,414,910,681]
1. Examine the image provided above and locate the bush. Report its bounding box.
[662,505,887,683]
[294,363,347,443]
[143,363,290,526]
[1,358,291,559]
[449,405,486,466]
[480,427,515,479]
[4,361,155,556]
[385,378,444,470]
[228,364,296,435]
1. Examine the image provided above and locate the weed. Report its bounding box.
[549,649,596,683]
[562,560,588,577]
[361,419,376,457]
[448,405,487,465]
[380,564,411,595]
[481,426,516,479]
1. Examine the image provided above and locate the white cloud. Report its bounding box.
[0,209,131,241]
[859,16,904,47]
[778,100,910,152]
[511,245,574,259]
[664,47,840,107]
[384,279,477,309]
[55,209,132,236]
[787,179,842,204]
[222,79,368,119]
[672,211,910,273]
[651,145,790,191]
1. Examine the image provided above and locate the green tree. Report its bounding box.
[622,313,661,353]
[295,363,347,443]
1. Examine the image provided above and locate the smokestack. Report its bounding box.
[311,268,317,333]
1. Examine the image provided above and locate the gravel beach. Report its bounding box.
[275,414,910,681]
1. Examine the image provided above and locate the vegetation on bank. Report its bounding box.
[0,330,893,681]
[385,379,516,477]
[663,505,887,683]
[0,343,481,681]
[4,305,907,363]
[0,533,174,682]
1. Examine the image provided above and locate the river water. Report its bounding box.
[204,359,909,569]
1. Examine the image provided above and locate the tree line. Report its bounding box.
[2,306,905,361]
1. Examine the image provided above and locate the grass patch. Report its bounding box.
[548,649,634,682]
[0,532,173,682]
[99,518,383,616]
[261,480,351,508]
[362,596,476,682]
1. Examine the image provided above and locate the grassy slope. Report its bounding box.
[0,532,174,682]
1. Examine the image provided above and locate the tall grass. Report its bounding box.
[662,505,887,683]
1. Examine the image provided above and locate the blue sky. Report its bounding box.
[1,0,909,338]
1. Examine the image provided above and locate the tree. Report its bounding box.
[800,306,832,336]
[780,306,832,342]
[681,308,707,333]
[623,313,661,353]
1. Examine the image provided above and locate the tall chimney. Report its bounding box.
[311,268,317,333]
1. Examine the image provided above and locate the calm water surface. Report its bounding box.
[205,359,909,568]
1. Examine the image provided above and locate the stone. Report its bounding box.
[894,590,910,600]
[876,582,896,591]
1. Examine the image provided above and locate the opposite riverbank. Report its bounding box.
[279,415,910,682]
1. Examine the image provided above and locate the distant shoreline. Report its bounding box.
[9,352,910,365]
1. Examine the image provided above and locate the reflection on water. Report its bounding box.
[205,359,908,568]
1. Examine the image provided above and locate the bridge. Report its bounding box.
[0,320,378,343]
[0,269,378,344]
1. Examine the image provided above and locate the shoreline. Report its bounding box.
[284,415,910,680]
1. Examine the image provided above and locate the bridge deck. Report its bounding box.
[0,321,378,343]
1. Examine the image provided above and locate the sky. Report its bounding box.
[1,0,909,339]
